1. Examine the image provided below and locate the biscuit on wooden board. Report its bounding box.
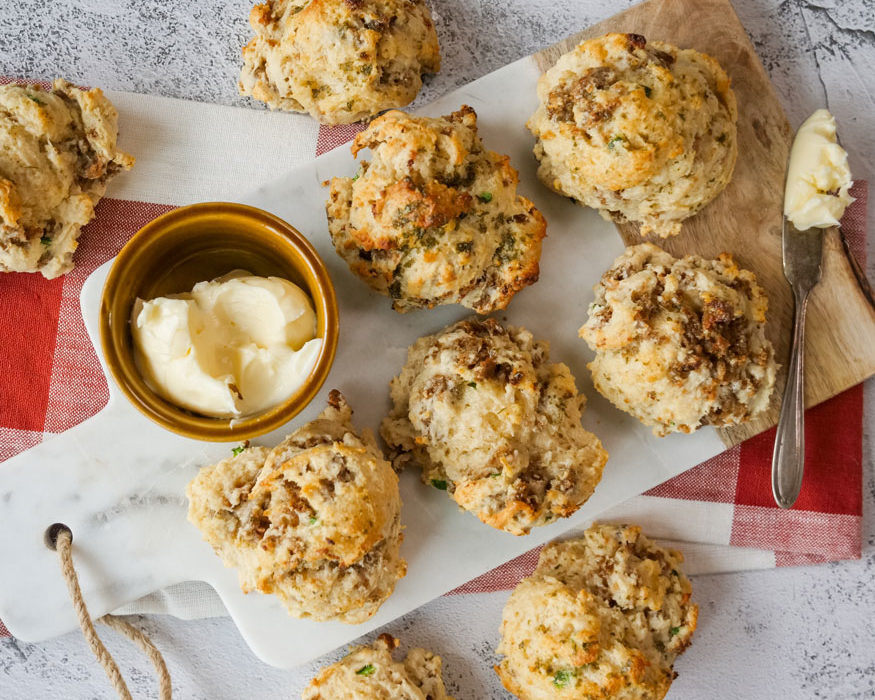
[529,32,737,239]
[580,243,777,436]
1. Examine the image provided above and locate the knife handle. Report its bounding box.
[771,289,810,509]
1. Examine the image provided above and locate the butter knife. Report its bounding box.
[771,219,824,508]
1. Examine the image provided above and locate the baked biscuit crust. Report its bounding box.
[496,524,698,700]
[381,318,607,535]
[303,634,454,700]
[239,0,440,124]
[528,33,737,238]
[327,106,546,313]
[187,391,406,623]
[0,79,134,278]
[579,243,777,436]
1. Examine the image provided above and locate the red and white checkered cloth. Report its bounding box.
[0,95,865,636]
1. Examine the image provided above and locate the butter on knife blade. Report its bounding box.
[783,108,854,231]
[772,108,855,510]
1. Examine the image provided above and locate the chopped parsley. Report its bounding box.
[477,192,493,203]
[552,669,573,688]
[467,381,477,389]
[355,664,376,676]
[28,95,44,105]
[456,240,473,253]
[40,235,52,246]
[430,479,448,490]
[607,135,625,150]
[643,86,652,98]
[361,64,373,75]
[494,230,517,263]
[309,516,318,525]
[231,445,245,457]
[670,626,681,637]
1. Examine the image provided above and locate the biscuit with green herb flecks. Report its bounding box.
[528,32,737,238]
[496,523,697,700]
[303,634,453,700]
[239,0,440,124]
[327,106,546,313]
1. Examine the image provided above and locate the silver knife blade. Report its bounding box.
[782,220,824,291]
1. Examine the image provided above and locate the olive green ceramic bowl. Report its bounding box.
[100,202,339,442]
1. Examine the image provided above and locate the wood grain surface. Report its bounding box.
[535,0,875,447]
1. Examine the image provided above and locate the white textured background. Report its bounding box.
[1,0,874,698]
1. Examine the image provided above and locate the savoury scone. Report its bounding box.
[579,243,777,436]
[496,523,697,700]
[0,79,134,278]
[528,32,737,238]
[239,0,440,124]
[187,390,406,623]
[327,106,546,313]
[381,318,607,535]
[303,633,454,700]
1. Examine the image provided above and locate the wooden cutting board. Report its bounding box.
[535,0,875,447]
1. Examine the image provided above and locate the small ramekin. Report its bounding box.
[100,202,338,442]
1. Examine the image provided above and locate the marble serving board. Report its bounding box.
[0,57,726,668]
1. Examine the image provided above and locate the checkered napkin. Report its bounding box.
[0,92,865,635]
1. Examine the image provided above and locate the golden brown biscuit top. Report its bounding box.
[327,106,545,313]
[536,33,703,190]
[186,391,405,621]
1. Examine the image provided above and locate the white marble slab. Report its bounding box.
[2,0,873,697]
[0,55,728,668]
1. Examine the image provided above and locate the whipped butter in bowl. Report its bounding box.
[132,271,322,418]
[784,109,854,230]
[100,202,339,442]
